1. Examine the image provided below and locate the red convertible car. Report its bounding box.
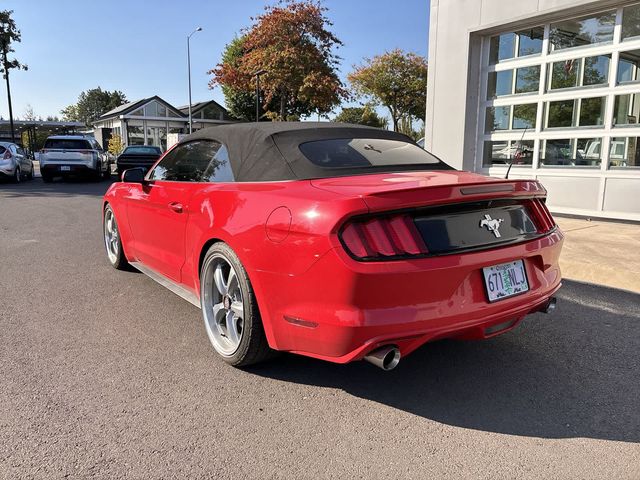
[103,123,562,370]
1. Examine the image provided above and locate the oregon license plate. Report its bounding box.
[60,166,71,171]
[482,260,529,302]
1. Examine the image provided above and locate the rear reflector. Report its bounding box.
[340,214,428,260]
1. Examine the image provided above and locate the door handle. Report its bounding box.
[168,202,184,213]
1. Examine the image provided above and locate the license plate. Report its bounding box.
[482,259,529,302]
[60,166,71,171]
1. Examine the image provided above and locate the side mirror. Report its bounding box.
[121,167,146,183]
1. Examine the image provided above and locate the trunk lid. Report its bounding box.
[314,171,554,258]
[311,171,545,211]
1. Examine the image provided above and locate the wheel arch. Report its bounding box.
[196,236,279,350]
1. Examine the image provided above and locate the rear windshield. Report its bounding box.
[298,138,441,169]
[123,146,162,155]
[44,139,93,150]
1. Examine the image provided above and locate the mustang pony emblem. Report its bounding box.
[480,214,504,238]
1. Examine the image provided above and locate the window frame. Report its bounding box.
[146,139,235,183]
[478,4,640,171]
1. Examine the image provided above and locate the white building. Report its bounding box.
[426,0,640,221]
[93,96,234,151]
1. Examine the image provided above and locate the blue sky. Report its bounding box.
[3,0,429,120]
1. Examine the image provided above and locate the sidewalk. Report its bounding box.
[556,217,640,294]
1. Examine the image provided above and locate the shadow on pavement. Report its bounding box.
[250,280,640,443]
[0,177,115,198]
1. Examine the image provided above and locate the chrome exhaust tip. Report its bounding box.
[364,345,401,371]
[542,297,557,314]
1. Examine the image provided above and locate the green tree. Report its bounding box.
[214,36,259,121]
[333,105,387,128]
[348,49,427,132]
[210,1,347,120]
[61,87,127,126]
[0,10,28,143]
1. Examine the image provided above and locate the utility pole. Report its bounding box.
[254,69,267,122]
[1,45,15,142]
[0,11,27,144]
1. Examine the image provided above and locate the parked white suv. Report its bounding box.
[39,135,110,182]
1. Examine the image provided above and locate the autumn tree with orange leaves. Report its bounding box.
[209,1,347,121]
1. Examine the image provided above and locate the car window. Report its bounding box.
[44,138,93,150]
[16,147,25,155]
[202,145,234,182]
[123,146,162,155]
[298,138,441,169]
[0,146,6,154]
[148,140,233,182]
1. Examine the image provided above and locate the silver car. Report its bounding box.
[0,142,34,183]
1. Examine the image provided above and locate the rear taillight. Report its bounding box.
[527,199,556,233]
[3,150,11,159]
[340,214,428,260]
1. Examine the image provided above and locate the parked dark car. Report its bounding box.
[116,145,162,177]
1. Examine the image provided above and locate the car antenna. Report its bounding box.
[505,128,527,179]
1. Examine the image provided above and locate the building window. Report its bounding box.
[512,104,537,129]
[485,106,510,132]
[515,66,540,93]
[127,125,144,145]
[579,96,606,126]
[481,7,640,172]
[549,11,616,52]
[613,93,640,125]
[548,55,610,90]
[486,104,538,132]
[483,140,534,166]
[583,55,610,86]
[617,49,640,83]
[546,99,575,128]
[622,4,640,41]
[489,26,544,63]
[541,138,602,167]
[610,136,640,168]
[487,70,513,98]
[545,97,605,128]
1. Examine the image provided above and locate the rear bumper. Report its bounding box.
[253,230,564,363]
[41,163,98,175]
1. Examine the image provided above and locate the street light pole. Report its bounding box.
[187,27,202,134]
[253,69,267,123]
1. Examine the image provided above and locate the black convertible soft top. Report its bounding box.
[180,122,448,182]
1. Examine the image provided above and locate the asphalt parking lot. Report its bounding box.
[1,178,639,479]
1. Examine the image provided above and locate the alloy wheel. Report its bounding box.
[103,208,119,264]
[201,255,245,356]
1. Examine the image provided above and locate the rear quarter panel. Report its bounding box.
[182,180,368,293]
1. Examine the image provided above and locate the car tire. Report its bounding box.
[200,242,274,367]
[12,166,21,183]
[102,163,111,179]
[27,163,34,180]
[103,204,129,270]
